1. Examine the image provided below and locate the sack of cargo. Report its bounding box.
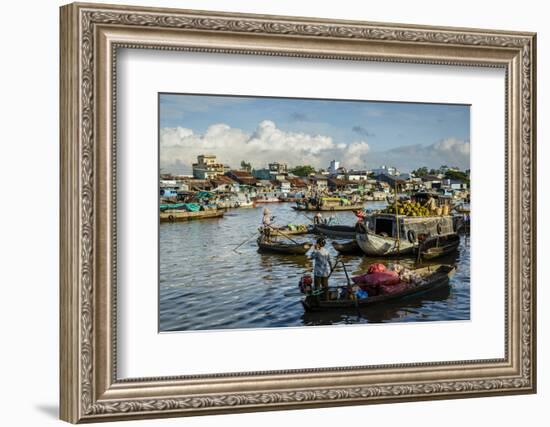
[379,282,411,296]
[367,263,387,274]
[352,271,400,287]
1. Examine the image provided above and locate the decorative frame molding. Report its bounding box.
[60,2,536,423]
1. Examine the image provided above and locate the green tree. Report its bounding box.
[240,160,252,172]
[444,169,470,184]
[290,165,316,177]
[412,166,429,177]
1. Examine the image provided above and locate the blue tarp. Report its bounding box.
[160,203,201,212]
[196,191,213,199]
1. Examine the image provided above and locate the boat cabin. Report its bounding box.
[411,192,453,207]
[366,213,454,240]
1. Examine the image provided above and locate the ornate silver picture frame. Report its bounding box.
[60,2,536,423]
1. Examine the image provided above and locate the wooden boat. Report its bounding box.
[420,233,460,260]
[271,225,313,236]
[160,209,224,223]
[292,203,364,212]
[254,195,281,203]
[302,264,456,312]
[356,213,455,257]
[237,200,256,208]
[356,230,416,256]
[314,223,358,239]
[332,240,362,254]
[257,238,312,255]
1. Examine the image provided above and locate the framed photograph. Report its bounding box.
[60,2,537,423]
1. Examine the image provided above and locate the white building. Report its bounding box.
[328,160,340,175]
[346,170,371,181]
[372,165,400,177]
[192,154,226,179]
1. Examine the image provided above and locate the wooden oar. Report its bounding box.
[266,224,301,245]
[233,231,259,253]
[297,211,315,223]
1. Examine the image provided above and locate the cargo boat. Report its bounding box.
[302,264,455,312]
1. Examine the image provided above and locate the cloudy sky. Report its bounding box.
[159,94,470,175]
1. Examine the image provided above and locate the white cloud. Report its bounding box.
[160,120,370,174]
[367,138,470,171]
[432,138,470,158]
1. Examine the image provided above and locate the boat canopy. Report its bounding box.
[160,203,201,212]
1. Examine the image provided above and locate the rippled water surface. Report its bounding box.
[159,202,470,331]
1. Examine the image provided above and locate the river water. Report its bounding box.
[159,202,470,331]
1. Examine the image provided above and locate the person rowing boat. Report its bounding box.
[308,237,333,298]
[260,208,275,242]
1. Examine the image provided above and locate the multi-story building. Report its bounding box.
[328,160,340,175]
[372,165,400,177]
[268,162,288,174]
[346,170,371,181]
[192,154,226,179]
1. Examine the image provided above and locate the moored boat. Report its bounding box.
[160,208,224,222]
[356,230,416,256]
[292,203,364,212]
[356,213,455,257]
[271,224,313,236]
[419,233,460,260]
[254,195,281,203]
[256,238,312,255]
[331,240,362,254]
[302,264,456,312]
[314,223,359,239]
[292,196,364,212]
[237,200,256,208]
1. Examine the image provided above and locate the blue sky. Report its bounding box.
[159,93,470,174]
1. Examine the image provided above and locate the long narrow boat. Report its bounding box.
[302,264,455,312]
[314,223,358,239]
[237,200,256,208]
[271,225,313,236]
[356,231,416,256]
[254,195,281,203]
[331,240,362,254]
[160,209,224,223]
[420,233,460,260]
[292,203,364,212]
[257,238,311,255]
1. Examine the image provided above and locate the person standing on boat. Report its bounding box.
[424,194,437,214]
[313,212,323,225]
[261,208,274,242]
[309,237,332,299]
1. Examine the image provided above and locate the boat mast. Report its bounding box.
[395,181,401,255]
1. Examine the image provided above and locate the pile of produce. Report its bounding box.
[285,224,309,232]
[383,200,431,217]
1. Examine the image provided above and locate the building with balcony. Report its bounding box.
[192,154,226,179]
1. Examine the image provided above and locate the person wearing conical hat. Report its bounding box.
[261,207,274,242]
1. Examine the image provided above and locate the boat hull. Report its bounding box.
[272,227,312,236]
[237,201,256,208]
[314,224,357,239]
[160,209,224,222]
[292,204,364,212]
[420,233,460,260]
[257,239,311,255]
[302,265,455,311]
[356,231,415,256]
[332,240,362,254]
